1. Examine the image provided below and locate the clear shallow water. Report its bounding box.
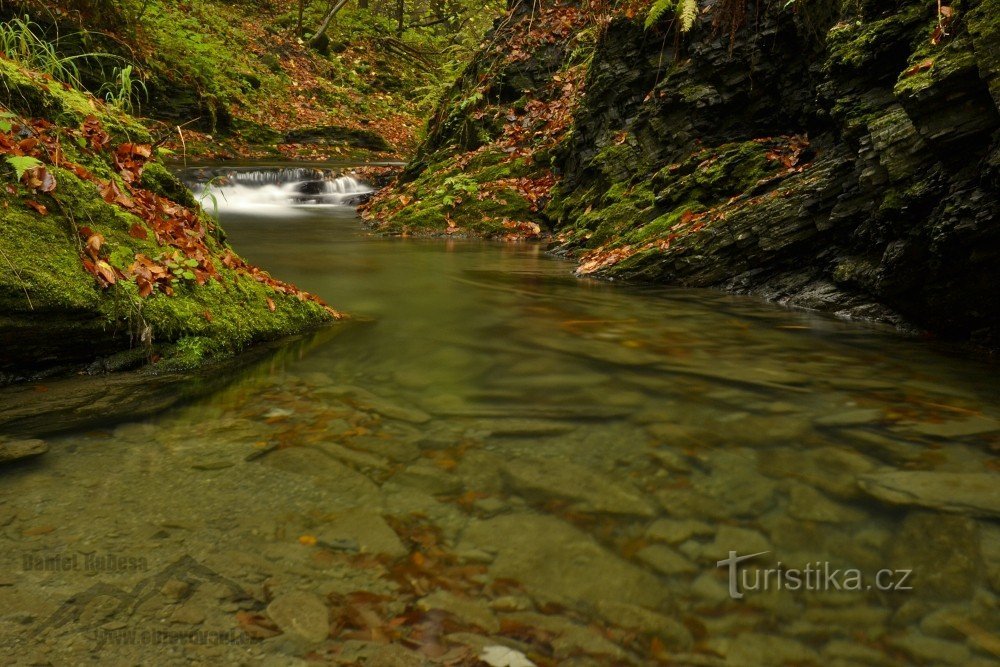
[1,194,999,665]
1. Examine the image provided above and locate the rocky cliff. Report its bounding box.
[367,0,999,346]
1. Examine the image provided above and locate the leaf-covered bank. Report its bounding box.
[368,0,1000,346]
[0,58,339,382]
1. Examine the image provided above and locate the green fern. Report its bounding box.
[678,0,699,32]
[645,0,700,32]
[645,0,678,29]
[6,156,42,180]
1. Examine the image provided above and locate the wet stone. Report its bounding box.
[502,457,657,517]
[700,526,772,563]
[889,512,981,601]
[814,408,885,427]
[761,445,877,500]
[501,612,627,660]
[894,415,1000,439]
[786,484,866,523]
[635,544,698,575]
[417,590,500,633]
[0,438,48,463]
[596,600,693,650]
[886,631,972,666]
[858,471,1000,518]
[393,460,465,495]
[459,513,666,610]
[691,449,778,518]
[317,509,407,559]
[706,632,819,667]
[645,518,714,544]
[266,591,330,643]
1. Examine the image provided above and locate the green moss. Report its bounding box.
[825,3,927,71]
[0,57,335,374]
[893,32,978,99]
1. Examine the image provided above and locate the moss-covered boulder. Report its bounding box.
[0,59,338,382]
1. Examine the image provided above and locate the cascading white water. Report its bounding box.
[179,167,375,216]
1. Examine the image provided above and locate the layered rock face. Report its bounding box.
[374,0,999,345]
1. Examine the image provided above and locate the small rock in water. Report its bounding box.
[317,508,407,558]
[893,414,999,439]
[0,439,48,463]
[417,590,499,633]
[814,408,885,427]
[266,591,330,643]
[502,457,657,517]
[635,544,698,575]
[786,484,866,523]
[858,471,1000,519]
[595,600,693,650]
[645,517,714,544]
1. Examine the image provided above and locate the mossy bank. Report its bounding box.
[370,0,1000,346]
[0,58,338,383]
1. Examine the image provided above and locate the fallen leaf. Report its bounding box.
[24,200,47,215]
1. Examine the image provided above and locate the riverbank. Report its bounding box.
[365,0,1000,347]
[0,57,339,383]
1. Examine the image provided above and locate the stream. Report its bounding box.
[1,166,998,665]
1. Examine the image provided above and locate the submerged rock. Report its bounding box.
[266,591,330,643]
[0,439,48,464]
[502,457,657,517]
[858,471,1000,518]
[458,513,666,611]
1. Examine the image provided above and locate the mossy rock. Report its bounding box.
[0,59,336,380]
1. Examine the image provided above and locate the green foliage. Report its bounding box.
[645,0,698,32]
[99,65,148,115]
[0,15,85,87]
[436,174,478,207]
[5,156,42,180]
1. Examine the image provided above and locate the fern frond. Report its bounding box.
[644,0,678,29]
[678,0,698,32]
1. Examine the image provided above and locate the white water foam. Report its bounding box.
[185,170,374,216]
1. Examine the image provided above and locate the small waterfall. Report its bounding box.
[178,166,375,215]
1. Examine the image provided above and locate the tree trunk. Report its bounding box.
[307,0,350,47]
[396,0,405,36]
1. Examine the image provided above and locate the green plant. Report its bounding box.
[645,0,699,32]
[99,64,148,114]
[436,174,478,207]
[5,155,42,180]
[160,252,200,282]
[196,175,229,219]
[0,15,85,87]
